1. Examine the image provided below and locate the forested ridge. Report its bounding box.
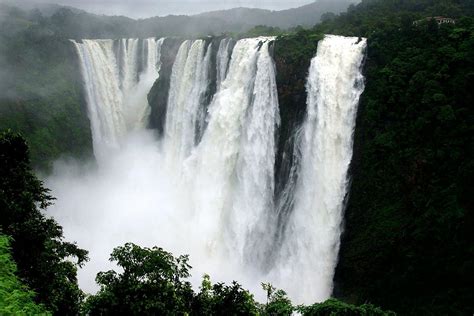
[0,6,92,170]
[0,0,473,314]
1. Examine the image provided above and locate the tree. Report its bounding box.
[0,234,50,315]
[192,275,259,316]
[261,283,293,316]
[81,240,399,315]
[84,243,262,315]
[0,130,88,315]
[83,243,194,315]
[297,298,396,316]
[321,12,336,22]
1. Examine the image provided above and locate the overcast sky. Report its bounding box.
[10,0,318,18]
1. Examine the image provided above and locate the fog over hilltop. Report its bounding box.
[3,0,357,19]
[0,0,358,38]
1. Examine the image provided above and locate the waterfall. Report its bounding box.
[186,38,277,265]
[163,40,211,167]
[274,35,367,303]
[229,39,279,269]
[144,38,165,78]
[72,39,125,156]
[123,38,165,132]
[216,38,233,89]
[72,38,164,159]
[118,39,140,94]
[58,34,366,303]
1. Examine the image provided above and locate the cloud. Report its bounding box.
[9,0,318,18]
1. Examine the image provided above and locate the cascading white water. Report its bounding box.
[228,39,280,268]
[72,38,164,158]
[180,38,279,278]
[216,38,233,89]
[51,35,366,304]
[118,39,139,94]
[72,39,125,156]
[163,40,211,167]
[144,38,164,78]
[123,38,165,131]
[273,35,367,303]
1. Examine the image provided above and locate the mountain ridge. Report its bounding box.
[1,0,357,37]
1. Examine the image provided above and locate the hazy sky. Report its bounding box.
[12,0,318,18]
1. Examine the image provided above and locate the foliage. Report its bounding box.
[0,6,92,170]
[260,283,293,316]
[84,243,393,316]
[83,243,194,315]
[84,243,261,316]
[192,274,259,316]
[0,234,50,315]
[297,298,395,316]
[234,25,285,38]
[313,0,474,37]
[0,130,88,315]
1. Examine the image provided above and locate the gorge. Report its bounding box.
[45,35,367,304]
[1,0,473,314]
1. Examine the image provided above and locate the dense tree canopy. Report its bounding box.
[0,234,50,315]
[84,242,393,316]
[0,130,88,314]
[298,299,396,316]
[84,243,195,315]
[0,8,92,170]
[84,243,262,315]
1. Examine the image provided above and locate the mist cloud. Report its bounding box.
[44,131,270,300]
[9,0,318,18]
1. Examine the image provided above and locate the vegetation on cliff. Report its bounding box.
[310,0,473,314]
[82,241,395,315]
[0,130,88,314]
[0,6,92,170]
[0,234,50,315]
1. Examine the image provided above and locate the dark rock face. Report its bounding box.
[272,35,319,246]
[147,37,236,141]
[147,37,183,135]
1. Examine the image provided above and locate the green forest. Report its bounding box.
[1,0,473,314]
